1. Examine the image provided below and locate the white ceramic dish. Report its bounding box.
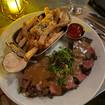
[0,12,105,105]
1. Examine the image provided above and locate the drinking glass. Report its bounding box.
[62,0,89,15]
[0,0,29,20]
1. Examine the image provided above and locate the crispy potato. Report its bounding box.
[15,7,70,57]
[24,47,38,61]
[45,31,63,48]
[18,37,27,47]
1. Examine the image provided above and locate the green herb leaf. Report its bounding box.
[48,48,74,86]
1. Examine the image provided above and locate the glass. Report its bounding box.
[62,0,89,15]
[71,0,89,15]
[0,0,28,20]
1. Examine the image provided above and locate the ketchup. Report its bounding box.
[67,23,84,40]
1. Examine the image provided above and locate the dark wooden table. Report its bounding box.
[0,87,105,105]
[0,88,17,105]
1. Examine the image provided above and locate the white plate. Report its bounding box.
[0,12,105,105]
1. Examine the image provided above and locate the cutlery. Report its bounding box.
[84,17,105,34]
[89,13,105,26]
[84,18,105,41]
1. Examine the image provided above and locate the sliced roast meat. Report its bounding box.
[81,37,92,44]
[83,59,94,70]
[85,47,97,60]
[49,82,62,96]
[73,77,80,85]
[65,76,77,90]
[75,71,87,82]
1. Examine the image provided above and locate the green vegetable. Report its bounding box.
[57,78,66,86]
[48,48,74,86]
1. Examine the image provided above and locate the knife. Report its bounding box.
[84,17,105,41]
[89,13,105,26]
[84,17,105,34]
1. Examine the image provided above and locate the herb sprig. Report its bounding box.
[48,48,74,86]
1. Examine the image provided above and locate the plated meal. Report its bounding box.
[2,7,97,98]
[0,6,105,105]
[3,7,70,72]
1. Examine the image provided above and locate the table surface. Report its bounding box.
[0,0,105,105]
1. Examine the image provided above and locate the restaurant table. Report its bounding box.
[0,0,105,105]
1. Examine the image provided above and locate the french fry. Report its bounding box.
[23,16,39,31]
[45,31,63,48]
[16,29,28,44]
[44,7,51,15]
[30,28,45,37]
[33,40,38,47]
[38,34,47,46]
[18,37,27,48]
[24,47,38,61]
[15,7,70,58]
[27,39,38,50]
[16,30,23,43]
[16,16,39,44]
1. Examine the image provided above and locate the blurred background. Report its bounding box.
[0,0,88,27]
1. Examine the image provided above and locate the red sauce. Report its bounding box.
[67,23,84,40]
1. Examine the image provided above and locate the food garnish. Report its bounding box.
[49,48,74,86]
